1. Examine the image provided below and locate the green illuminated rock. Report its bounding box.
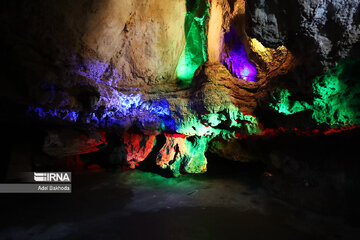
[176,0,209,86]
[269,89,311,115]
[270,58,360,127]
[156,135,209,177]
[157,61,264,176]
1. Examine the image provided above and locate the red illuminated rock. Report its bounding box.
[123,133,156,169]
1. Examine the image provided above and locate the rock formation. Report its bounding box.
[1,0,360,178]
[123,133,156,169]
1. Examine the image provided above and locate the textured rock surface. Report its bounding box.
[123,133,156,169]
[207,0,245,63]
[43,129,107,157]
[156,135,208,176]
[2,0,360,223]
[1,0,186,109]
[246,0,360,72]
[1,0,360,177]
[245,0,360,131]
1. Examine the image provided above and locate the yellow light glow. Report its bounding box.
[248,37,295,77]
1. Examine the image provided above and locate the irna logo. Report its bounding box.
[34,172,71,182]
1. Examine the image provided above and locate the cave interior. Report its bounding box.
[1,0,360,239]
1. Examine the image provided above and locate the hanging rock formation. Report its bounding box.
[123,133,156,169]
[156,134,208,176]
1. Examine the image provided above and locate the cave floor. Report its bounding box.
[0,164,359,240]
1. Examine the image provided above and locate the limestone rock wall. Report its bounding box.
[245,0,360,76]
[123,132,156,169]
[1,0,186,108]
[1,0,360,177]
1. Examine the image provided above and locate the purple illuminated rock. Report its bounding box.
[222,29,257,81]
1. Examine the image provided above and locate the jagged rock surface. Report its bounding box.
[245,0,360,72]
[123,133,156,169]
[1,0,186,109]
[1,0,360,176]
[156,135,208,176]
